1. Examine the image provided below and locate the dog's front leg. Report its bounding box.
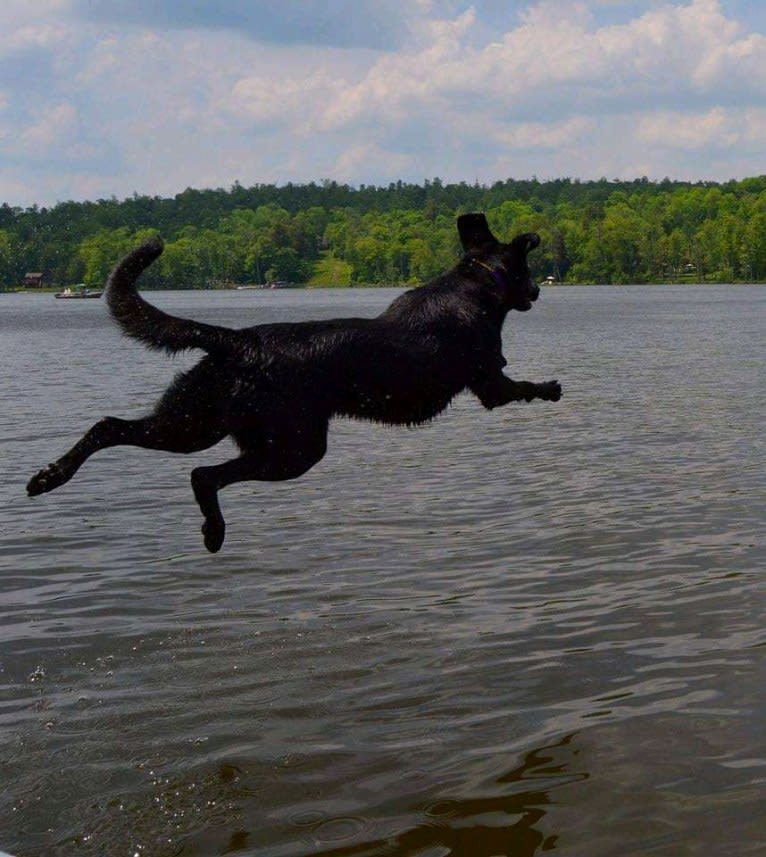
[470,374,561,409]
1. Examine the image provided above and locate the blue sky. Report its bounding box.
[2,1,766,206]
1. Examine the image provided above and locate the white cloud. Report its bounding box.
[21,102,78,149]
[493,116,595,150]
[334,142,416,181]
[255,0,766,144]
[216,0,766,174]
[638,106,766,149]
[0,1,72,57]
[230,70,346,128]
[2,1,766,205]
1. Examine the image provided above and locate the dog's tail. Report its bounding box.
[106,238,241,356]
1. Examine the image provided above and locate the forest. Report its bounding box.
[3,175,766,289]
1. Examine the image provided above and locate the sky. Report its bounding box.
[2,0,766,207]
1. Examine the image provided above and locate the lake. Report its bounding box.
[1,284,764,857]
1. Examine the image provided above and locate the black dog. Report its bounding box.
[27,213,561,552]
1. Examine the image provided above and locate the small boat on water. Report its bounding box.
[54,285,103,299]
[236,281,294,290]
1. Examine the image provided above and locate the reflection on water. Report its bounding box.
[301,735,580,857]
[1,285,765,856]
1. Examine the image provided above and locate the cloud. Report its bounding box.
[211,0,766,173]
[334,142,416,182]
[3,1,766,205]
[638,106,766,149]
[493,116,596,150]
[21,102,78,149]
[230,70,346,128]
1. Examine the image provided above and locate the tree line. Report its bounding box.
[3,175,766,289]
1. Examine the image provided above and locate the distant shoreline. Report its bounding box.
[5,281,766,295]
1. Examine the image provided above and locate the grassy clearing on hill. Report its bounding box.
[307,251,353,287]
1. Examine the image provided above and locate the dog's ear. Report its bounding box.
[457,213,499,253]
[511,233,541,255]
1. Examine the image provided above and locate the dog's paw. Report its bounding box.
[201,516,226,553]
[538,380,562,402]
[27,463,71,496]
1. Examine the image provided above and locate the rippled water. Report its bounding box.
[1,284,764,857]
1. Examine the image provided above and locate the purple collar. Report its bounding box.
[472,258,507,289]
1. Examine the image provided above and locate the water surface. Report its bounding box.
[1,285,764,856]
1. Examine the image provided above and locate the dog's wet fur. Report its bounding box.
[27,213,561,552]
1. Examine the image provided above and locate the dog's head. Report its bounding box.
[457,213,541,311]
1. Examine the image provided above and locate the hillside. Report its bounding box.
[3,176,766,288]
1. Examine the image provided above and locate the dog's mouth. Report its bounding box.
[515,281,539,311]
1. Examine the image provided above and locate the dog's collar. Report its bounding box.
[472,258,508,289]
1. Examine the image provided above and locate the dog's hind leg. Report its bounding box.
[28,356,233,498]
[27,415,226,497]
[190,427,328,553]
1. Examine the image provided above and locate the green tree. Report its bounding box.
[0,229,17,287]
